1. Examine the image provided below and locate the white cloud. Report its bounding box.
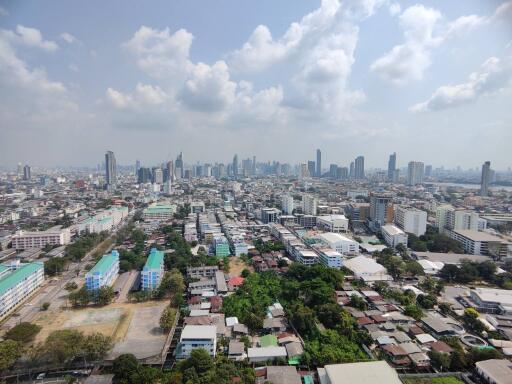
[410,56,512,112]
[60,32,76,44]
[106,83,167,109]
[15,25,58,51]
[389,3,401,16]
[371,3,501,84]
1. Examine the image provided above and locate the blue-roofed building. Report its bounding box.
[0,260,44,320]
[141,248,165,291]
[85,250,119,291]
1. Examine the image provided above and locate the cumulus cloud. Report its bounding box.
[410,56,512,112]
[13,25,58,51]
[106,83,167,109]
[389,3,401,16]
[60,32,76,44]
[370,3,501,84]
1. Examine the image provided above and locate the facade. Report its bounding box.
[213,236,230,257]
[480,161,491,197]
[296,250,320,266]
[369,194,393,227]
[387,152,397,181]
[261,208,280,224]
[381,224,408,248]
[302,194,318,215]
[105,150,117,187]
[316,214,349,233]
[354,156,365,179]
[394,206,427,236]
[85,250,120,291]
[143,204,176,221]
[141,248,164,291]
[316,232,359,255]
[178,325,217,359]
[0,261,44,320]
[316,149,322,177]
[470,288,512,314]
[343,255,392,282]
[281,194,294,215]
[12,227,71,250]
[319,249,343,269]
[407,161,424,186]
[448,229,509,258]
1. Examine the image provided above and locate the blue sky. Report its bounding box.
[0,0,511,169]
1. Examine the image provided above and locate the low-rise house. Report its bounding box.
[228,340,245,361]
[475,359,512,384]
[177,325,217,359]
[247,346,287,363]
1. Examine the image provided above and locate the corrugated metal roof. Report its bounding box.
[0,262,43,295]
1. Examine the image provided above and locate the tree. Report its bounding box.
[4,322,41,344]
[44,257,67,276]
[0,340,22,371]
[41,302,50,311]
[188,348,214,374]
[64,281,78,291]
[81,333,113,360]
[403,304,423,320]
[417,294,437,309]
[241,268,251,278]
[112,353,140,381]
[160,307,177,331]
[43,329,84,364]
[69,287,91,307]
[439,264,459,282]
[97,286,115,306]
[429,350,451,371]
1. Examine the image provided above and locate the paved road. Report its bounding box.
[115,270,139,303]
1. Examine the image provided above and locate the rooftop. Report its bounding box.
[0,262,43,296]
[144,248,164,270]
[381,224,406,236]
[88,251,119,276]
[317,232,355,244]
[475,359,512,384]
[180,325,217,340]
[453,230,507,242]
[320,361,402,384]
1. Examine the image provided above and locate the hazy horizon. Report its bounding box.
[0,0,511,168]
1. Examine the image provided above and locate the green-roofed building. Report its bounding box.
[0,260,44,320]
[142,248,165,290]
[85,250,119,291]
[143,204,176,221]
[260,334,278,347]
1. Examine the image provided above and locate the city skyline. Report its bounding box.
[0,1,511,168]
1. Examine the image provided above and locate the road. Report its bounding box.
[1,219,132,331]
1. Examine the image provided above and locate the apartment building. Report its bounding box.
[11,227,71,250]
[447,230,509,258]
[316,214,349,233]
[141,248,165,291]
[319,249,343,269]
[177,325,217,359]
[142,204,176,221]
[0,260,44,320]
[186,265,219,279]
[316,232,359,255]
[381,224,408,248]
[394,206,427,237]
[85,250,120,291]
[302,194,318,215]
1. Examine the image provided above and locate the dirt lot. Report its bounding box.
[228,257,252,277]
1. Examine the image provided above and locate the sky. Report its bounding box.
[0,0,511,170]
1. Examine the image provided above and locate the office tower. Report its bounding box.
[302,194,318,215]
[252,155,256,175]
[22,165,31,181]
[329,164,338,178]
[407,161,424,186]
[349,162,354,179]
[166,160,174,182]
[232,154,239,178]
[105,151,117,186]
[218,163,226,177]
[153,168,163,184]
[17,163,23,177]
[281,194,294,215]
[316,149,322,177]
[387,152,396,181]
[425,164,432,177]
[354,156,365,179]
[137,167,152,184]
[299,163,309,179]
[370,194,393,227]
[307,161,315,178]
[480,161,491,196]
[338,167,348,180]
[175,152,184,179]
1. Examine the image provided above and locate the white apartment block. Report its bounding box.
[316,232,359,255]
[316,214,349,233]
[296,249,319,266]
[448,230,509,258]
[302,195,318,215]
[319,249,343,269]
[178,325,217,359]
[436,205,481,234]
[12,227,71,250]
[281,194,294,215]
[0,261,44,320]
[381,224,408,248]
[394,206,427,236]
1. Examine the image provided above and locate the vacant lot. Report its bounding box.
[229,257,252,277]
[402,377,464,384]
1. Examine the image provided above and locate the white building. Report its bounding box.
[0,261,44,320]
[381,224,408,248]
[142,204,176,221]
[343,256,392,282]
[178,325,217,359]
[302,195,318,215]
[296,249,319,266]
[318,361,402,384]
[319,249,343,269]
[11,227,71,250]
[316,233,359,255]
[247,346,287,363]
[407,161,425,186]
[394,206,427,236]
[316,215,349,233]
[448,229,509,258]
[85,250,119,291]
[281,194,294,215]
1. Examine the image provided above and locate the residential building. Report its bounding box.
[261,208,280,224]
[85,250,120,291]
[317,361,402,384]
[281,194,294,215]
[316,149,322,177]
[475,359,512,384]
[105,150,117,187]
[354,156,365,179]
[316,233,359,255]
[316,214,349,233]
[407,161,424,186]
[143,204,176,221]
[319,249,343,269]
[178,325,217,359]
[387,152,397,182]
[141,248,164,291]
[480,161,491,197]
[302,194,318,215]
[23,165,31,181]
[248,346,287,363]
[186,265,219,279]
[381,224,408,248]
[0,261,44,320]
[296,249,319,266]
[12,227,71,250]
[394,206,427,236]
[447,230,509,258]
[370,194,393,227]
[307,161,315,178]
[213,236,230,257]
[153,167,163,184]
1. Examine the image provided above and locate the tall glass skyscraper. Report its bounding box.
[105,150,117,186]
[316,149,321,178]
[480,161,491,196]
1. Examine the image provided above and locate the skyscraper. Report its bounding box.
[349,162,355,179]
[105,151,117,186]
[354,156,365,179]
[17,163,23,177]
[166,160,174,182]
[135,160,141,176]
[23,165,31,181]
[232,154,239,178]
[252,155,256,175]
[307,161,315,177]
[175,152,183,179]
[329,164,338,178]
[153,167,163,184]
[407,161,425,186]
[316,149,322,178]
[387,152,396,181]
[480,161,491,196]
